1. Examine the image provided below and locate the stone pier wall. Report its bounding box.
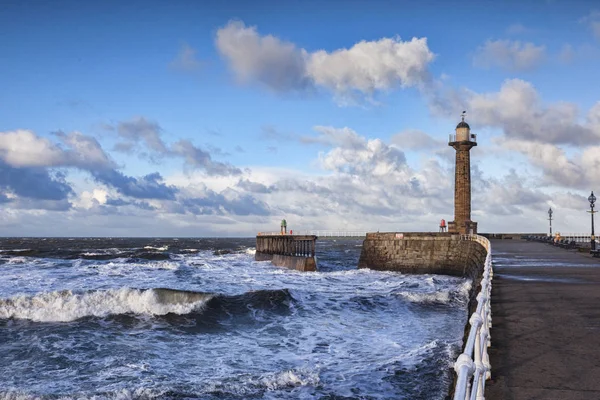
[358,232,487,281]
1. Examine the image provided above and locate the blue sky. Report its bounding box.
[1,0,600,236]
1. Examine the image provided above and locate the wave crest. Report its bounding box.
[395,280,472,305]
[0,288,212,323]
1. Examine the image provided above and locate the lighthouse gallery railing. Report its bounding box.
[453,234,493,400]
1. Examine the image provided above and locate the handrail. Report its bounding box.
[453,234,493,400]
[257,230,367,237]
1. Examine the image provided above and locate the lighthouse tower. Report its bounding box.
[448,112,478,235]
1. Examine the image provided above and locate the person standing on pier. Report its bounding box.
[280,219,287,235]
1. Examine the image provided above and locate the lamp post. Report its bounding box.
[548,207,553,237]
[588,191,596,251]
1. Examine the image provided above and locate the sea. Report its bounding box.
[0,238,472,400]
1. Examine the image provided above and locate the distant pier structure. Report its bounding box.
[255,234,317,272]
[448,112,478,235]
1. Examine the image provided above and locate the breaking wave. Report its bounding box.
[395,280,472,305]
[0,369,319,400]
[0,288,293,323]
[0,288,212,322]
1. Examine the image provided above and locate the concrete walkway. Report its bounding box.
[485,240,600,400]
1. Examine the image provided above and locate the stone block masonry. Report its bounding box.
[358,232,487,281]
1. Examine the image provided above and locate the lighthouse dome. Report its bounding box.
[456,120,470,129]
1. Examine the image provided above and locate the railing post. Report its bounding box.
[453,234,493,400]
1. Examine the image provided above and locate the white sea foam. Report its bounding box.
[101,260,180,271]
[6,257,29,264]
[397,290,452,304]
[143,246,168,251]
[0,288,212,322]
[0,239,469,399]
[260,369,320,390]
[0,387,167,400]
[395,279,472,305]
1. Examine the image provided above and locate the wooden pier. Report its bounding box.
[255,234,317,272]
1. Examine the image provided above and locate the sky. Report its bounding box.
[1,0,600,237]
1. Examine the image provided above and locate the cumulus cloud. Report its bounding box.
[0,129,185,206]
[0,130,114,170]
[171,139,242,175]
[92,170,178,200]
[115,117,169,154]
[306,36,434,93]
[497,138,585,187]
[473,39,546,71]
[0,162,74,201]
[215,20,311,92]
[169,43,203,72]
[236,179,272,193]
[474,169,550,216]
[431,79,600,146]
[493,135,600,191]
[319,137,408,178]
[215,20,435,102]
[105,197,156,211]
[183,189,271,216]
[0,121,581,235]
[0,129,116,207]
[112,117,241,176]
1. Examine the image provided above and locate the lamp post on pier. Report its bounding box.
[548,207,553,237]
[588,191,596,251]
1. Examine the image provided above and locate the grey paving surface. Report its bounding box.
[485,240,600,400]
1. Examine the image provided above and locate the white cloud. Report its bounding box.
[215,20,435,102]
[473,39,546,71]
[0,130,65,168]
[0,130,114,170]
[215,20,310,92]
[76,188,109,209]
[498,138,585,187]
[112,117,242,176]
[458,79,599,146]
[306,36,434,93]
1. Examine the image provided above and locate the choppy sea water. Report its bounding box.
[0,238,471,400]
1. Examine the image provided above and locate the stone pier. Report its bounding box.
[358,232,487,281]
[255,234,317,272]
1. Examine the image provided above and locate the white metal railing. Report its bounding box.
[453,234,493,400]
[554,233,597,244]
[257,230,367,237]
[449,133,477,143]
